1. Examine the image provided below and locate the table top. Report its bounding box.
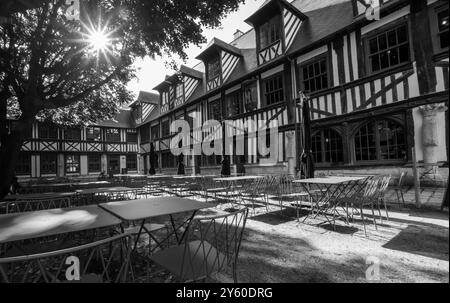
[147,175,173,179]
[30,181,110,188]
[2,192,76,201]
[172,175,217,179]
[325,176,370,182]
[293,176,366,185]
[114,174,147,178]
[99,197,215,222]
[76,187,134,195]
[214,175,265,182]
[0,206,122,244]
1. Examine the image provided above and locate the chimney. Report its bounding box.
[233,29,244,41]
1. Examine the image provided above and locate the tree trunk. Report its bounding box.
[0,119,30,199]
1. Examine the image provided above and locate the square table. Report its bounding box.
[99,197,215,250]
[293,177,368,227]
[76,187,136,205]
[0,206,122,255]
[213,176,265,205]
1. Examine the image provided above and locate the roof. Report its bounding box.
[96,109,134,129]
[149,0,356,118]
[245,0,308,26]
[196,38,243,61]
[130,91,159,108]
[287,0,354,55]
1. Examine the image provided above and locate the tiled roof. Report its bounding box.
[96,109,134,128]
[287,0,354,55]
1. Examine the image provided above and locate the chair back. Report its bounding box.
[4,198,72,214]
[0,234,133,283]
[398,172,407,186]
[362,178,380,200]
[178,208,249,282]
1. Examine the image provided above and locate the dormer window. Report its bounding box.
[207,56,221,81]
[175,83,184,98]
[259,15,282,49]
[162,91,169,106]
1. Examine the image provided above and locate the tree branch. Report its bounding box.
[41,68,121,110]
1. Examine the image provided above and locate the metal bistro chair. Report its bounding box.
[3,197,72,214]
[392,172,408,207]
[351,178,381,237]
[376,175,392,222]
[0,234,133,283]
[240,177,269,214]
[150,208,249,283]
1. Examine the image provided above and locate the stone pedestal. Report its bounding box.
[286,131,296,177]
[419,104,447,184]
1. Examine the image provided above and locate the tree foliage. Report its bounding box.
[0,0,244,197]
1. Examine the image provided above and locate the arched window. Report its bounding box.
[354,120,406,162]
[312,129,344,164]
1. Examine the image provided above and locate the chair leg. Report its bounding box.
[376,199,383,224]
[360,205,367,237]
[371,203,378,231]
[383,198,390,221]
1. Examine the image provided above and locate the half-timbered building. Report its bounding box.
[13,0,449,180]
[143,0,448,179]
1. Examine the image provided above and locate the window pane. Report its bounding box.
[371,55,380,72]
[397,26,407,43]
[388,30,397,47]
[380,52,389,69]
[389,48,399,66]
[398,44,409,63]
[369,38,378,53]
[378,35,387,50]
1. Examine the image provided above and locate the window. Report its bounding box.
[203,155,222,167]
[88,154,102,173]
[126,155,137,171]
[431,6,449,52]
[208,100,222,121]
[105,128,121,142]
[176,83,184,98]
[263,73,284,106]
[354,120,406,162]
[437,10,449,49]
[367,24,410,73]
[161,151,175,168]
[225,90,243,117]
[41,153,57,175]
[15,153,31,175]
[65,155,80,174]
[161,120,170,137]
[207,57,221,81]
[243,81,258,112]
[301,57,329,93]
[259,15,282,49]
[38,124,58,139]
[151,125,159,140]
[140,126,150,143]
[64,128,81,140]
[86,127,101,142]
[312,129,344,164]
[162,91,169,105]
[126,130,138,143]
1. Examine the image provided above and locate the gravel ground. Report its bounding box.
[140,193,449,283]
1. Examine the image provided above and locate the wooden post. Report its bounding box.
[412,147,421,208]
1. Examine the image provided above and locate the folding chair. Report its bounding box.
[392,172,408,207]
[376,175,392,222]
[0,234,133,283]
[150,208,249,283]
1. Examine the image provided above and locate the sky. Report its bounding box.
[126,0,265,98]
